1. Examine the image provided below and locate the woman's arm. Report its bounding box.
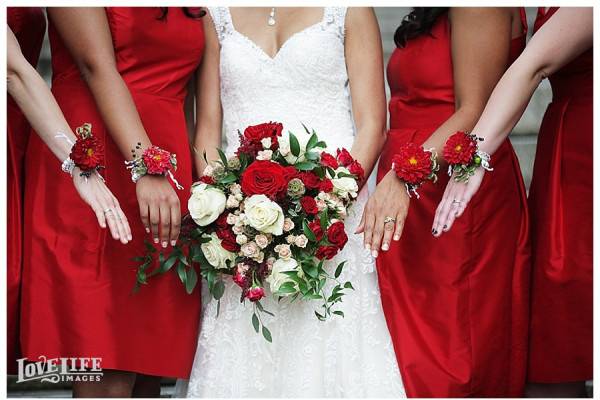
[345,7,387,180]
[7,25,131,243]
[48,7,181,248]
[433,7,592,235]
[193,13,223,175]
[358,8,515,255]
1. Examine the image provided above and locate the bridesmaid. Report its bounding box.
[358,8,530,397]
[22,8,204,397]
[7,6,45,375]
[434,7,592,397]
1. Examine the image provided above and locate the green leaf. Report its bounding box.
[177,263,187,285]
[304,151,320,161]
[302,220,317,242]
[337,172,356,179]
[289,132,300,157]
[319,208,329,231]
[160,253,178,273]
[178,251,189,266]
[302,262,319,279]
[334,261,346,279]
[295,161,317,171]
[213,280,226,300]
[262,326,273,342]
[315,311,326,321]
[219,172,238,184]
[252,313,260,333]
[144,240,157,253]
[344,281,354,290]
[255,301,275,316]
[301,122,311,135]
[315,141,327,149]
[306,132,318,151]
[185,267,198,294]
[333,310,345,317]
[216,148,228,167]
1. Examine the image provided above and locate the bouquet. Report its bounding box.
[134,122,364,341]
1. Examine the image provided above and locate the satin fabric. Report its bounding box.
[21,8,204,378]
[7,7,46,375]
[527,7,593,383]
[377,11,531,397]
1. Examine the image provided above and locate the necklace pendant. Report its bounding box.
[268,16,276,26]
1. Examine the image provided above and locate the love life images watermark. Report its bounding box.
[15,356,103,384]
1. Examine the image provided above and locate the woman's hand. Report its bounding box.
[356,170,409,257]
[432,168,485,237]
[72,169,132,244]
[136,175,181,248]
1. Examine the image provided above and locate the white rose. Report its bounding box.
[266,258,299,295]
[286,234,296,244]
[316,199,327,211]
[236,234,248,245]
[226,213,238,225]
[240,242,260,258]
[244,195,285,235]
[255,234,270,249]
[283,217,295,232]
[200,233,236,269]
[226,195,240,209]
[331,167,359,199]
[274,244,292,260]
[256,149,273,161]
[188,184,226,226]
[229,183,242,196]
[232,224,244,235]
[261,137,272,149]
[202,164,215,177]
[294,234,308,248]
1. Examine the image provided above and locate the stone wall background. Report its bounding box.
[36,7,549,189]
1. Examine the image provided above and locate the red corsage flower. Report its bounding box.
[442,131,477,165]
[391,143,435,185]
[69,123,104,177]
[142,146,176,175]
[300,196,319,215]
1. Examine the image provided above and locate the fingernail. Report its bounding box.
[371,250,378,258]
[382,243,389,251]
[432,229,437,236]
[154,238,159,244]
[162,241,168,248]
[365,243,371,250]
[128,235,133,241]
[146,228,150,233]
[171,240,177,246]
[443,225,448,231]
[393,235,400,241]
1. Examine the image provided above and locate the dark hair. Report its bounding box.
[394,7,449,48]
[157,7,206,20]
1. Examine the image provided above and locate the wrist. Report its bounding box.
[442,131,493,183]
[390,142,439,199]
[126,144,183,189]
[60,123,104,178]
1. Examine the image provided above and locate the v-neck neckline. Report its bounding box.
[226,7,328,61]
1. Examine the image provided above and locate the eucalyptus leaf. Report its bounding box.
[185,267,198,294]
[334,261,347,279]
[213,280,226,300]
[289,132,300,157]
[252,313,260,333]
[262,326,273,342]
[303,220,317,242]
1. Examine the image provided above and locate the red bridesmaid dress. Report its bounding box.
[21,8,205,378]
[7,7,46,374]
[527,7,593,383]
[377,10,531,397]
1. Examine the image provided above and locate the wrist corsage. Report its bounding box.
[442,131,492,182]
[391,142,439,198]
[125,143,183,189]
[59,123,104,178]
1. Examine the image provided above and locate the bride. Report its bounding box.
[177,7,406,397]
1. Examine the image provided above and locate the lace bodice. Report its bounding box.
[208,7,355,153]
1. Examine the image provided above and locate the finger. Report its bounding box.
[149,203,160,245]
[111,199,129,244]
[381,220,395,251]
[355,208,366,234]
[432,188,450,236]
[158,202,170,248]
[393,210,406,241]
[363,206,375,250]
[433,188,455,237]
[116,204,133,242]
[169,197,181,246]
[139,201,150,234]
[93,203,107,229]
[101,202,120,241]
[370,217,384,257]
[442,198,462,233]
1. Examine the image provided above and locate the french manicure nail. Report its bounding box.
[393,235,400,241]
[154,238,159,244]
[382,243,389,251]
[146,228,150,233]
[365,244,371,250]
[372,250,378,258]
[128,235,133,241]
[171,240,177,246]
[162,241,168,248]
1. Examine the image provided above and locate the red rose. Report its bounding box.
[319,179,333,193]
[348,160,365,181]
[320,152,339,169]
[300,196,319,215]
[336,148,354,167]
[442,131,477,165]
[70,136,104,172]
[241,160,288,198]
[316,245,339,260]
[246,286,265,302]
[308,220,324,241]
[233,269,250,289]
[244,122,283,145]
[142,146,174,175]
[283,166,298,181]
[198,175,215,185]
[216,228,239,252]
[298,172,321,190]
[215,212,229,229]
[327,221,348,249]
[391,143,434,185]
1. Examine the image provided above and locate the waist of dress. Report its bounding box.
[389,101,453,131]
[51,74,186,103]
[551,78,593,101]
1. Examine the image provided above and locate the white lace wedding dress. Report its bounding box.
[176,7,406,398]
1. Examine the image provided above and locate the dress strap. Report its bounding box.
[518,7,528,36]
[207,7,234,43]
[323,7,348,39]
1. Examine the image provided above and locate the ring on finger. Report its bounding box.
[452,199,463,206]
[383,216,396,224]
